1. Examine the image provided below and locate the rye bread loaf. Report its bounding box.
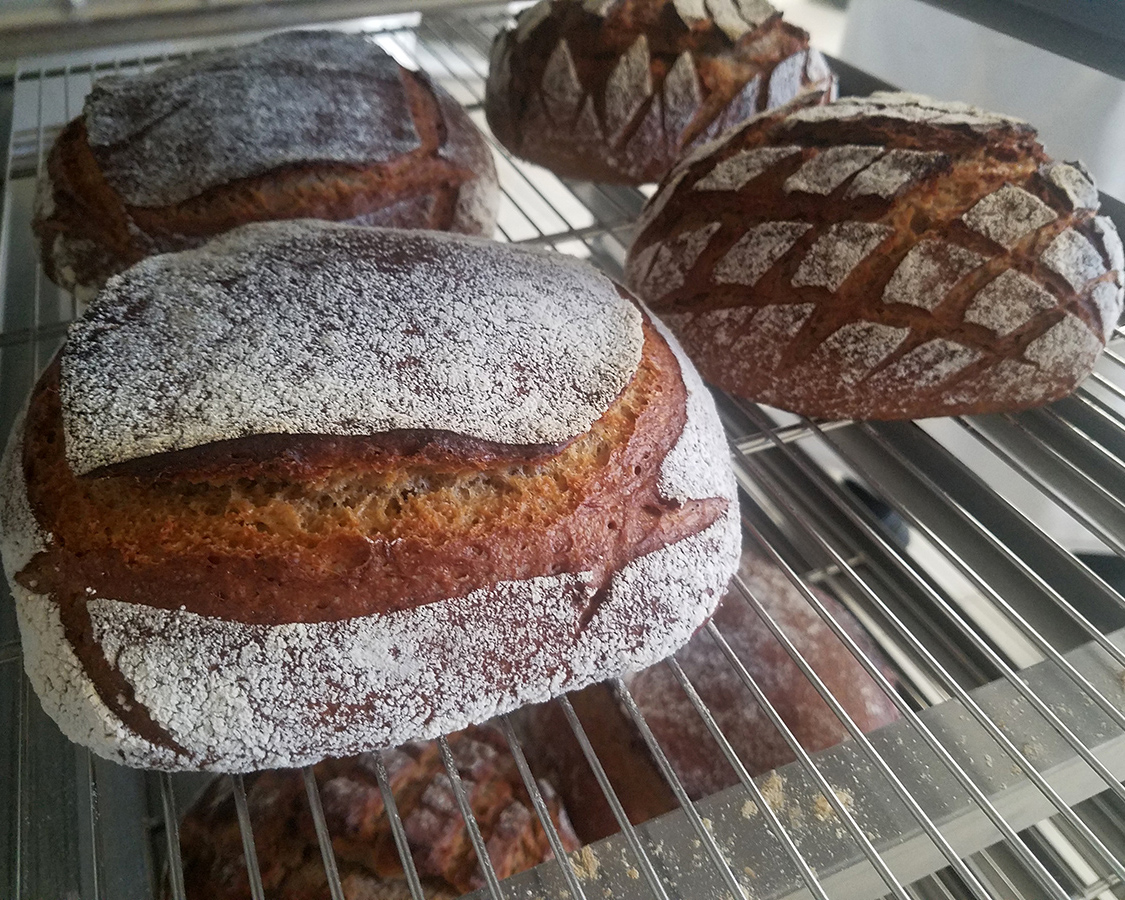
[519,554,899,840]
[625,92,1125,419]
[0,220,740,772]
[175,725,579,899]
[484,0,834,184]
[33,30,499,300]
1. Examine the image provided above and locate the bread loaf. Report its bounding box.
[33,31,499,299]
[176,725,580,899]
[625,92,1125,419]
[484,0,834,184]
[0,221,740,772]
[520,554,899,838]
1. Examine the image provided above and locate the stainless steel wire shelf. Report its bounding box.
[3,7,1125,900]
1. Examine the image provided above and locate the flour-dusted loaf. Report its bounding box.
[175,725,580,899]
[33,31,499,299]
[484,0,834,184]
[0,220,740,772]
[625,92,1125,419]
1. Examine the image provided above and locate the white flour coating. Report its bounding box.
[846,149,947,199]
[673,0,709,26]
[1023,315,1100,375]
[633,222,721,299]
[575,96,603,140]
[662,52,702,125]
[882,239,986,310]
[791,221,895,292]
[636,166,691,238]
[961,184,1057,249]
[811,321,909,385]
[785,91,1024,131]
[648,314,737,504]
[1095,216,1125,275]
[783,145,884,195]
[705,0,773,40]
[1043,162,1099,210]
[713,221,810,286]
[605,36,652,143]
[964,269,1057,336]
[1093,282,1123,340]
[766,53,807,110]
[805,48,833,88]
[541,39,582,124]
[583,0,617,13]
[76,504,738,771]
[84,32,421,208]
[61,222,644,474]
[0,418,50,582]
[864,339,981,392]
[693,146,801,192]
[515,0,552,41]
[1041,228,1107,290]
[955,359,1052,408]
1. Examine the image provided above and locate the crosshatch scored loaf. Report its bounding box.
[484,0,835,184]
[33,30,500,299]
[625,92,1125,419]
[0,220,740,772]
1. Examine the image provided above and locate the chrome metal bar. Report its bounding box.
[734,418,855,456]
[369,752,427,900]
[301,767,347,900]
[1040,403,1125,478]
[436,735,505,900]
[611,677,769,900]
[556,695,671,900]
[0,643,19,665]
[159,773,186,900]
[83,750,100,900]
[231,775,266,900]
[736,408,1125,891]
[497,716,590,900]
[662,656,834,900]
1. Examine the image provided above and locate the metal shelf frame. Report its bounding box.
[2,7,1125,900]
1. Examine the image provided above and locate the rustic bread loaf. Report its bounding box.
[519,553,899,839]
[484,0,834,184]
[0,221,740,772]
[33,30,499,299]
[175,725,580,900]
[625,92,1125,419]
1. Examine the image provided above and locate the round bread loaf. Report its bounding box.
[518,554,899,839]
[33,30,500,300]
[484,0,835,184]
[175,725,579,899]
[0,220,740,772]
[625,92,1125,419]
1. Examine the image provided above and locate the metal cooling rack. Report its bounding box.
[3,7,1125,900]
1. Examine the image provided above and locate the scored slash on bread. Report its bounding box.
[484,0,835,184]
[33,31,500,299]
[1,222,740,772]
[626,92,1125,419]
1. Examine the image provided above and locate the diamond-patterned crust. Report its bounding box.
[484,0,836,184]
[624,91,1125,419]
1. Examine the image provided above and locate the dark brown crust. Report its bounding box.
[18,320,724,628]
[484,0,833,184]
[176,725,580,899]
[626,103,1123,418]
[33,67,499,293]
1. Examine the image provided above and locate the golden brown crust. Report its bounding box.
[19,320,723,626]
[34,67,498,294]
[176,725,580,899]
[484,0,833,184]
[626,94,1125,418]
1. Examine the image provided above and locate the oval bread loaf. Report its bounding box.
[625,92,1125,419]
[33,31,500,299]
[0,221,740,772]
[484,0,835,184]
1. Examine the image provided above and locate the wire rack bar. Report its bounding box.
[369,751,428,900]
[436,735,506,900]
[159,773,186,900]
[231,775,266,900]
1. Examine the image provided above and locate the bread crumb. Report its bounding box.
[741,799,758,818]
[626,866,640,880]
[761,771,785,812]
[571,845,599,881]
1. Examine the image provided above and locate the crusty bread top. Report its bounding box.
[62,221,643,475]
[84,31,422,208]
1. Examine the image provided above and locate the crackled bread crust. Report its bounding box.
[175,726,580,899]
[33,31,499,298]
[626,92,1125,419]
[1,223,739,772]
[484,0,834,184]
